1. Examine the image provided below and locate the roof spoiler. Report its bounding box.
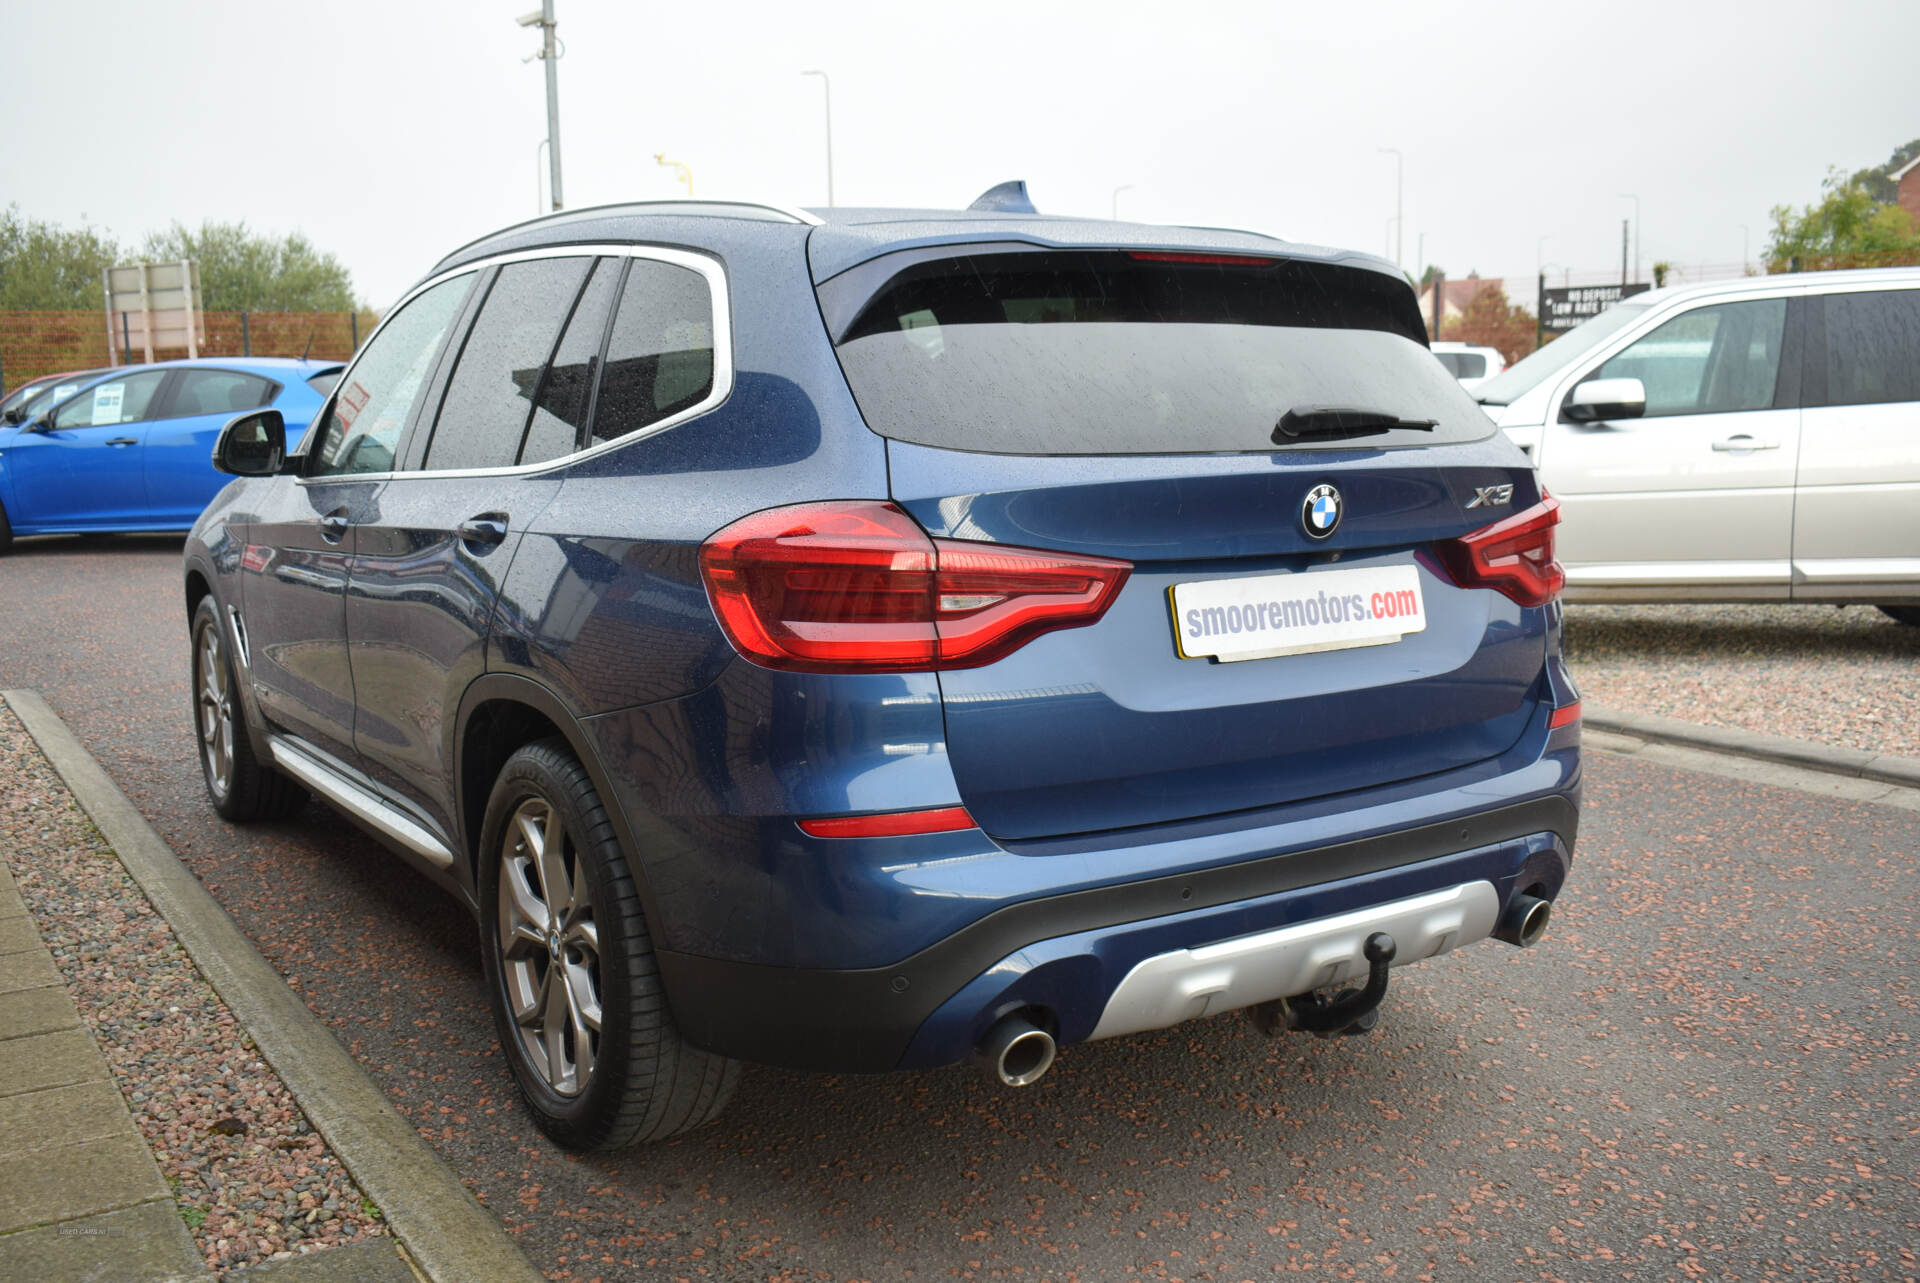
[967,180,1038,214]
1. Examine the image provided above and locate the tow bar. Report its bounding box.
[1250,932,1398,1039]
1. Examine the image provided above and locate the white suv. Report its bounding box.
[1473,267,1920,623]
[1430,341,1505,390]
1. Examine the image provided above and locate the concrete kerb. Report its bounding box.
[2,690,545,1283]
[1585,704,1920,789]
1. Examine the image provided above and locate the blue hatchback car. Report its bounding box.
[0,356,339,551]
[182,195,1580,1150]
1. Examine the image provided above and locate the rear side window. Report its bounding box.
[1589,298,1785,418]
[521,257,621,465]
[822,250,1486,455]
[588,259,715,447]
[1824,289,1920,407]
[168,369,275,417]
[425,257,593,472]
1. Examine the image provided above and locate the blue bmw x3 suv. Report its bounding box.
[183,193,1580,1150]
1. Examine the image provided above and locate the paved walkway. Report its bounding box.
[0,856,216,1280]
[0,697,461,1282]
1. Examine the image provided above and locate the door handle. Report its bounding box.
[105,437,138,446]
[457,513,509,548]
[1711,435,1780,452]
[318,509,350,543]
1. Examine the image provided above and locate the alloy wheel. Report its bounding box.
[194,618,234,798]
[497,797,603,1097]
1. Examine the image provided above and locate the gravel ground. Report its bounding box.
[0,698,388,1276]
[1564,602,1920,757]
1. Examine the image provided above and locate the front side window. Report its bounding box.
[308,273,474,477]
[588,259,715,447]
[1587,298,1786,418]
[423,257,592,472]
[168,370,276,418]
[1824,289,1920,407]
[51,371,168,429]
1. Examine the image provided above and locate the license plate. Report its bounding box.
[1170,564,1426,662]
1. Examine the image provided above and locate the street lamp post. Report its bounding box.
[1379,147,1403,269]
[800,70,834,206]
[654,154,693,196]
[1111,184,1134,220]
[1619,193,1641,283]
[518,4,563,211]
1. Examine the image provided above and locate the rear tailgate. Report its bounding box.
[890,442,1545,838]
[821,243,1552,840]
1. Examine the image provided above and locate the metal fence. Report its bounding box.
[0,310,378,393]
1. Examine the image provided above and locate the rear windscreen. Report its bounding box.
[1435,351,1487,378]
[823,249,1492,455]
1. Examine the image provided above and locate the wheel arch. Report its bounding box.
[452,674,660,926]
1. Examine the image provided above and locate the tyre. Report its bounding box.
[1877,605,1920,627]
[190,596,308,821]
[0,499,12,554]
[478,738,739,1150]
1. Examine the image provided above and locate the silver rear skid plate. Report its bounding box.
[1088,881,1499,1041]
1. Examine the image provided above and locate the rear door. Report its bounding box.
[344,254,620,824]
[143,367,278,526]
[823,248,1547,839]
[6,370,168,529]
[1791,285,1920,598]
[1536,293,1800,594]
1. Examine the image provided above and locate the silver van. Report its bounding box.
[1474,267,1920,623]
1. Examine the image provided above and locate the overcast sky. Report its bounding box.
[6,0,1915,308]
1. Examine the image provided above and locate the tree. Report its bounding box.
[1440,282,1538,365]
[1844,138,1920,205]
[140,220,356,311]
[1765,168,1920,272]
[0,205,123,309]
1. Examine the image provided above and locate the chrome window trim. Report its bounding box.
[299,242,733,485]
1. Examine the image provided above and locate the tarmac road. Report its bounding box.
[3,534,1916,1282]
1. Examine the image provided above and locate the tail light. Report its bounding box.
[699,501,1132,673]
[1437,495,1565,607]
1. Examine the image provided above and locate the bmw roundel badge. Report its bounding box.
[1301,483,1342,539]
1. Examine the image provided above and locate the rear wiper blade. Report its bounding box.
[1273,406,1438,443]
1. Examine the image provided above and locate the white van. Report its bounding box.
[1472,268,1920,623]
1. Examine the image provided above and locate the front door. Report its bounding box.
[1538,295,1799,595]
[5,370,168,530]
[240,271,478,761]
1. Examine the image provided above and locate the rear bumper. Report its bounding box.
[656,787,1576,1073]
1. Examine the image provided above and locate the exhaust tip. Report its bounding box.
[976,1014,1057,1087]
[1495,893,1552,948]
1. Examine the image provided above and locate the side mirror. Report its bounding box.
[1564,377,1646,423]
[1,406,22,426]
[213,409,287,477]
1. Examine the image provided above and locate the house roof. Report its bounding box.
[1890,153,1920,183]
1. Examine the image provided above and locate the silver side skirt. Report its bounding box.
[1088,881,1499,1042]
[266,735,456,869]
